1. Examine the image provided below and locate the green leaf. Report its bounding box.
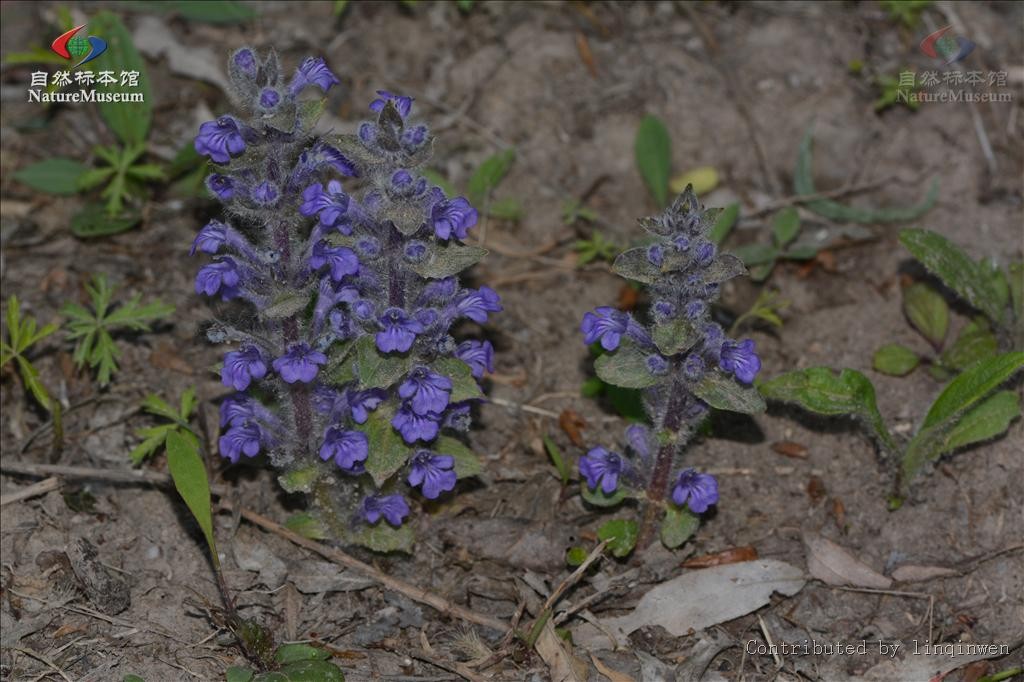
[434,435,482,479]
[652,317,700,356]
[660,506,700,549]
[16,355,52,411]
[579,480,629,508]
[760,367,895,451]
[89,12,152,144]
[597,519,638,558]
[14,158,88,195]
[796,129,938,223]
[565,546,588,567]
[129,0,258,23]
[941,318,999,371]
[872,344,920,376]
[468,148,515,203]
[899,229,1002,323]
[709,202,740,245]
[275,644,329,664]
[433,356,483,403]
[612,247,660,285]
[922,351,1024,430]
[635,115,672,207]
[123,676,146,682]
[692,370,766,414]
[486,197,522,221]
[410,243,488,279]
[1008,261,1023,325]
[276,659,345,681]
[71,203,141,238]
[284,512,327,540]
[129,425,171,465]
[594,343,659,389]
[279,465,321,494]
[902,283,948,348]
[264,292,311,320]
[166,430,218,567]
[226,668,255,682]
[350,519,413,554]
[733,243,780,268]
[362,408,410,486]
[355,336,411,390]
[543,436,570,486]
[771,207,801,248]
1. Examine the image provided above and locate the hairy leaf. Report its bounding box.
[432,356,483,402]
[709,202,740,245]
[661,506,700,549]
[595,343,659,389]
[355,336,411,390]
[903,283,948,348]
[284,512,327,540]
[872,343,920,376]
[362,408,411,486]
[434,435,482,478]
[580,481,629,508]
[597,519,638,558]
[941,318,998,371]
[349,519,413,554]
[71,203,141,238]
[279,465,321,494]
[652,317,700,356]
[703,253,748,283]
[612,246,660,284]
[922,351,1024,430]
[411,243,487,279]
[693,371,766,414]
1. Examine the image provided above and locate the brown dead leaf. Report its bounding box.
[830,497,846,530]
[815,250,837,272]
[591,654,635,682]
[771,441,808,459]
[536,621,586,682]
[804,532,892,589]
[51,623,86,638]
[806,475,827,505]
[576,32,598,77]
[682,546,758,568]
[617,284,639,311]
[559,409,587,447]
[796,260,817,279]
[963,661,991,682]
[891,564,959,582]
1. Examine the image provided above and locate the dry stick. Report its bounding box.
[524,540,608,648]
[743,175,899,219]
[0,476,61,506]
[12,647,73,682]
[0,461,510,635]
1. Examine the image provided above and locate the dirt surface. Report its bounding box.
[2,2,1022,680]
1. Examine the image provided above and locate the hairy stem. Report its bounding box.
[276,223,313,459]
[636,378,687,551]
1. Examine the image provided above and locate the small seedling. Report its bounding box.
[874,71,920,112]
[76,141,166,216]
[730,207,817,281]
[130,387,201,465]
[574,231,620,266]
[1,296,59,411]
[577,186,766,555]
[422,148,522,221]
[61,274,174,386]
[561,198,598,226]
[730,288,790,335]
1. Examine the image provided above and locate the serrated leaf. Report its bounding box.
[760,367,895,451]
[166,430,218,567]
[595,343,659,389]
[902,283,948,348]
[692,370,766,414]
[284,512,327,540]
[652,317,699,356]
[129,427,171,465]
[922,351,1024,430]
[434,435,482,478]
[410,243,487,279]
[941,318,998,371]
[771,207,801,248]
[71,203,141,238]
[796,128,938,223]
[14,158,88,195]
[542,435,569,485]
[661,506,700,549]
[140,393,179,422]
[872,343,920,376]
[16,355,52,411]
[432,356,483,402]
[709,202,740,245]
[468,148,515,203]
[90,12,152,145]
[580,480,629,507]
[355,336,411,389]
[899,229,1002,323]
[597,519,638,558]
[635,115,671,207]
[612,246,660,285]
[362,408,410,486]
[703,253,748,283]
[349,518,414,554]
[279,465,321,494]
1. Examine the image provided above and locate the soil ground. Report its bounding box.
[1,2,1022,680]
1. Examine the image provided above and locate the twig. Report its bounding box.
[402,646,488,682]
[13,647,73,682]
[757,614,783,670]
[744,175,899,219]
[0,476,61,506]
[489,398,561,419]
[525,540,608,648]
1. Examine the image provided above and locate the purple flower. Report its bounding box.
[442,402,472,431]
[404,240,427,263]
[625,424,650,460]
[310,241,359,281]
[232,48,257,78]
[251,181,279,205]
[695,240,716,267]
[319,427,369,471]
[455,287,502,324]
[376,308,425,353]
[195,258,241,299]
[671,469,719,513]
[683,353,705,380]
[369,90,413,118]
[581,306,628,351]
[273,343,327,383]
[219,423,262,463]
[647,244,664,266]
[653,300,676,320]
[455,340,494,379]
[408,450,457,499]
[399,367,453,416]
[392,407,440,444]
[195,117,246,164]
[646,354,669,375]
[300,180,349,227]
[222,346,268,391]
[312,142,357,177]
[191,220,227,255]
[402,125,427,148]
[362,494,410,527]
[207,174,235,201]
[685,300,706,320]
[579,447,624,494]
[290,56,340,95]
[719,339,761,384]
[258,87,281,109]
[349,389,386,424]
[220,393,255,427]
[432,197,478,240]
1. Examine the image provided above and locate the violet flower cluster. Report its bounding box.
[191,49,498,550]
[578,187,764,549]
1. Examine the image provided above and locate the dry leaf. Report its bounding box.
[830,497,846,530]
[806,475,827,504]
[591,654,635,682]
[536,620,585,682]
[598,560,805,644]
[576,32,597,77]
[618,284,639,311]
[682,546,758,568]
[559,409,587,447]
[803,533,892,589]
[771,441,808,458]
[891,564,958,582]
